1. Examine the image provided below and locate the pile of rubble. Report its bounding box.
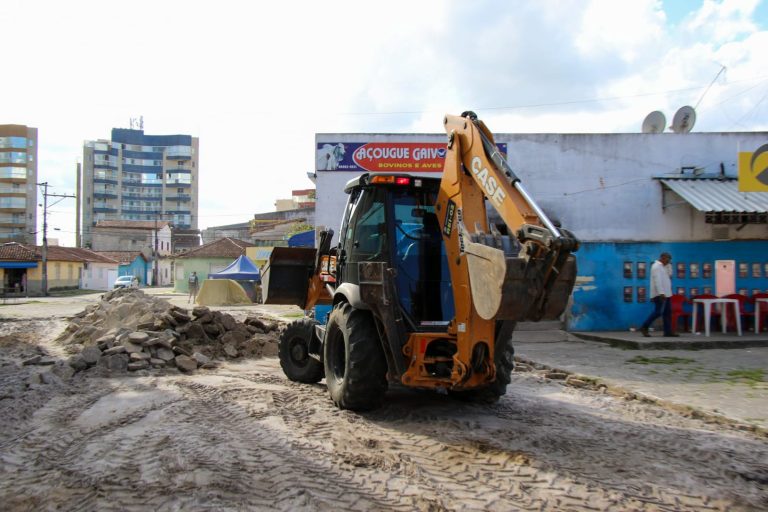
[55,288,281,375]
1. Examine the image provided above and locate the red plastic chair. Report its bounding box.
[753,293,768,332]
[691,294,721,332]
[723,293,753,332]
[669,294,691,333]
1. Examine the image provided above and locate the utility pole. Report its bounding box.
[154,216,159,286]
[37,182,75,296]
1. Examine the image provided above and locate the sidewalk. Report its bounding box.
[513,328,768,433]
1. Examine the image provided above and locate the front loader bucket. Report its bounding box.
[465,241,577,321]
[262,247,316,307]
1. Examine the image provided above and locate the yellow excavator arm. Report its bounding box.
[428,112,579,384]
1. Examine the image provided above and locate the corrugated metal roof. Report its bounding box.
[660,179,768,213]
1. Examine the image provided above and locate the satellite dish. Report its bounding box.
[671,106,696,133]
[642,111,666,133]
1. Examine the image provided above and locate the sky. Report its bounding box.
[2,0,767,247]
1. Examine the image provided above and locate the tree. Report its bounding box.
[286,222,313,238]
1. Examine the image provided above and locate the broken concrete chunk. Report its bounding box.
[40,371,64,386]
[203,323,221,336]
[172,345,192,357]
[123,341,143,354]
[220,314,238,332]
[223,343,239,358]
[128,332,150,344]
[22,355,42,366]
[192,306,211,318]
[170,309,191,323]
[103,345,127,356]
[105,354,129,372]
[128,360,150,371]
[81,346,103,365]
[68,355,88,372]
[175,355,198,372]
[192,352,211,365]
[156,348,176,361]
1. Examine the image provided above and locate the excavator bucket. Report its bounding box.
[464,240,576,321]
[261,247,316,306]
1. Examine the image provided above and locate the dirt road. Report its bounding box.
[1,313,767,510]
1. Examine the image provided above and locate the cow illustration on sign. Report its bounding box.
[316,143,346,170]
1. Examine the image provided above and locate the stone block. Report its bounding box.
[128,360,150,371]
[175,355,198,373]
[103,345,127,356]
[192,352,210,365]
[81,346,103,365]
[156,348,175,361]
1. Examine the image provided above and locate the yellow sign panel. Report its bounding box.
[738,143,768,192]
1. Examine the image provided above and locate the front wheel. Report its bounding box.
[278,318,324,383]
[324,303,387,410]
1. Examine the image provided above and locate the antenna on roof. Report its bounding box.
[671,106,696,133]
[642,111,666,133]
[129,116,145,130]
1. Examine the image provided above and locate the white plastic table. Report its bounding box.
[755,297,768,333]
[691,298,741,337]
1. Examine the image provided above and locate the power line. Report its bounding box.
[37,182,76,296]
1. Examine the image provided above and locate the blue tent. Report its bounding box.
[208,255,261,282]
[288,230,314,247]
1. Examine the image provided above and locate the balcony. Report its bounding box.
[0,221,26,228]
[122,207,161,214]
[165,181,191,188]
[166,194,191,202]
[94,178,118,185]
[93,207,118,213]
[123,179,162,187]
[122,194,161,201]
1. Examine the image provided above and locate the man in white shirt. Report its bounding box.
[640,252,679,337]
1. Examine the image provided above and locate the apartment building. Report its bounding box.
[0,125,37,244]
[81,128,198,248]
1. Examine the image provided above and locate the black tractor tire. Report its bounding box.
[324,303,388,410]
[450,329,516,404]
[278,318,324,383]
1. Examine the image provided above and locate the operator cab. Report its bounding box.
[337,174,454,329]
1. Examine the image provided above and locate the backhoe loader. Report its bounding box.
[262,112,578,410]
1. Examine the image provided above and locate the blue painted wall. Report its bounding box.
[118,256,150,286]
[571,241,768,331]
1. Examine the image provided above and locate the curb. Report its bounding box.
[571,332,768,350]
[513,355,767,438]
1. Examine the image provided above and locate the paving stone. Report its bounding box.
[175,355,198,372]
[22,355,42,366]
[104,354,129,372]
[128,332,150,344]
[81,346,103,365]
[103,345,127,356]
[223,343,239,358]
[155,347,175,361]
[130,352,151,361]
[128,360,150,371]
[68,355,88,372]
[123,341,143,354]
[192,352,211,365]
